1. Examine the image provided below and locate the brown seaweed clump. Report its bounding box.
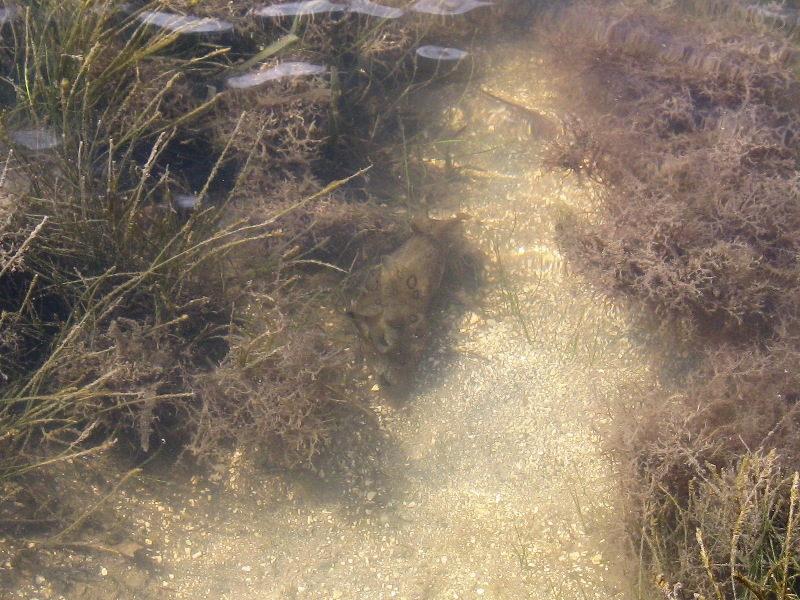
[544,4,800,338]
[348,212,468,396]
[540,2,800,598]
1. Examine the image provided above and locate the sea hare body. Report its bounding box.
[349,213,466,394]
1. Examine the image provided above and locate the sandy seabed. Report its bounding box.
[9,34,656,600]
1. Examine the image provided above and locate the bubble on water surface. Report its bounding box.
[10,128,62,152]
[138,11,234,34]
[256,1,346,17]
[416,45,468,61]
[225,62,326,89]
[347,0,404,18]
[410,0,493,15]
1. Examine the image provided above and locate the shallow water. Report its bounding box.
[5,10,660,600]
[74,37,653,600]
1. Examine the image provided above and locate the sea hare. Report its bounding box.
[348,213,467,394]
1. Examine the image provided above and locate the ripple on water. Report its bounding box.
[174,194,200,210]
[225,62,326,89]
[0,6,17,25]
[347,0,404,18]
[416,45,468,61]
[138,11,234,35]
[10,127,62,152]
[255,1,346,17]
[410,0,494,16]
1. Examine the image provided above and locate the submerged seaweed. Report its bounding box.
[542,2,800,598]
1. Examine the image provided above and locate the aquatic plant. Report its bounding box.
[541,2,800,598]
[547,3,800,337]
[0,0,533,561]
[0,0,381,528]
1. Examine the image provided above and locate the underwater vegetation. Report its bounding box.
[0,0,551,562]
[541,1,800,598]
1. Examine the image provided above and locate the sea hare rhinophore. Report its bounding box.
[348,213,467,395]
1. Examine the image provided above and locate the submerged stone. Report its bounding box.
[416,45,468,61]
[347,0,404,18]
[10,127,62,152]
[410,0,493,15]
[138,10,234,35]
[225,62,326,89]
[256,1,346,17]
[348,214,468,395]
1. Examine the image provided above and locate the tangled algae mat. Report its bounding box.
[10,36,657,600]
